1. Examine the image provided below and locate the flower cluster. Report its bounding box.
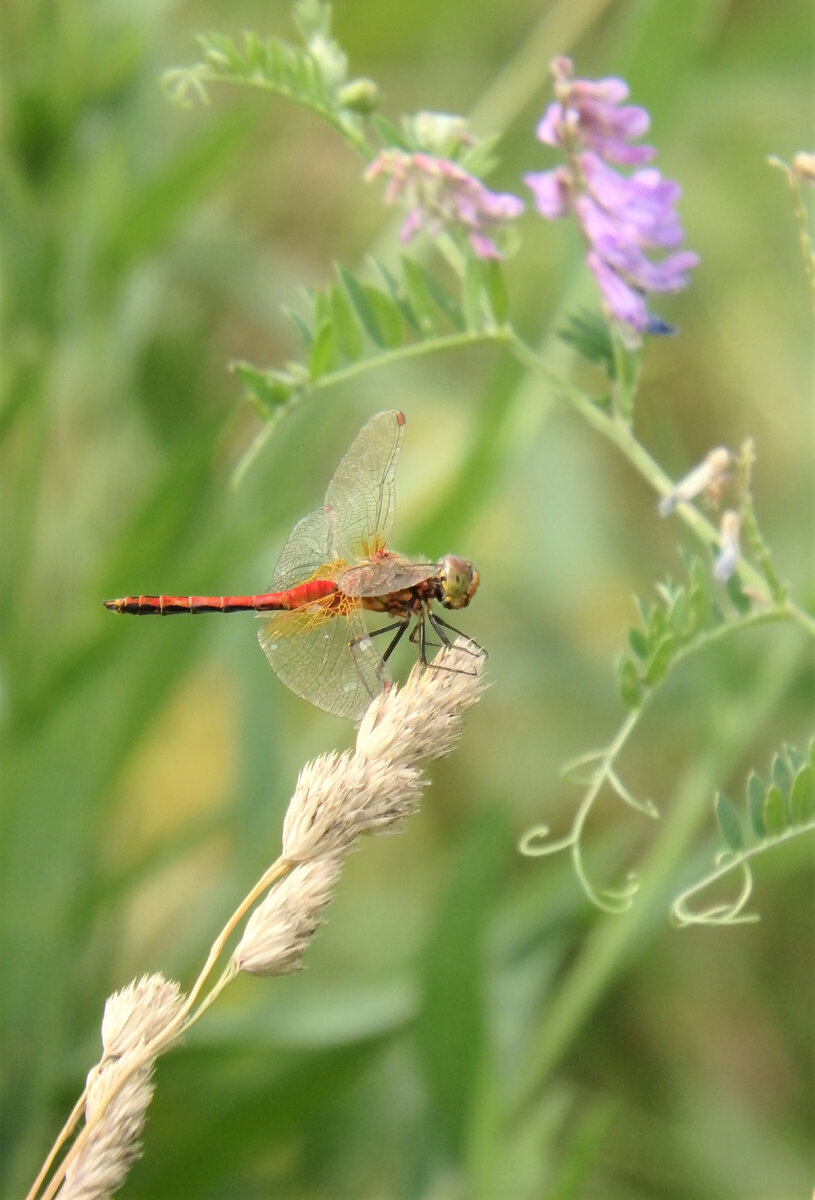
[366,149,524,259]
[525,57,699,336]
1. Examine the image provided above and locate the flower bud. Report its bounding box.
[659,447,731,516]
[338,77,379,114]
[713,510,742,582]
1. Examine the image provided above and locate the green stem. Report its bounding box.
[775,162,815,315]
[610,330,635,422]
[310,328,508,390]
[739,497,786,604]
[182,68,372,158]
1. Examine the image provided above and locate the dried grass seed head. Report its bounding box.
[356,640,488,767]
[101,974,184,1059]
[281,750,423,861]
[58,1051,156,1200]
[235,856,344,976]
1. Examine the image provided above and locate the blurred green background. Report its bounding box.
[1,1,812,1197]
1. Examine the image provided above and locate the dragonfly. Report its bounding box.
[105,410,482,721]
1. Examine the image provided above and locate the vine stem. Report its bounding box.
[231,328,504,489]
[520,708,644,911]
[505,329,815,637]
[507,631,805,1120]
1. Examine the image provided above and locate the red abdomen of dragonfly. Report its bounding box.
[103,578,338,615]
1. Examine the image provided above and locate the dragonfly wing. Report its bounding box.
[268,508,339,591]
[258,602,388,722]
[323,410,405,561]
[338,555,437,598]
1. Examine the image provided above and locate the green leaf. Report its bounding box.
[558,309,615,377]
[372,258,421,334]
[709,597,726,626]
[308,321,337,379]
[423,271,466,331]
[338,265,384,345]
[635,596,652,627]
[400,255,439,332]
[462,257,485,331]
[687,583,711,635]
[715,792,744,851]
[725,572,751,614]
[460,133,501,178]
[644,635,675,686]
[628,627,649,660]
[362,284,404,347]
[667,587,689,638]
[231,361,292,412]
[330,282,364,360]
[655,580,675,607]
[310,287,333,328]
[618,657,642,710]
[747,771,767,839]
[789,765,815,824]
[283,305,313,350]
[647,606,668,643]
[784,743,806,771]
[771,753,792,795]
[369,112,412,150]
[763,784,787,837]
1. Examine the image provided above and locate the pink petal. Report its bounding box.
[524,168,571,218]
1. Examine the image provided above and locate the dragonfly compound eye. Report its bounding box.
[439,554,479,609]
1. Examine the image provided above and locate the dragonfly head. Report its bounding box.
[438,554,479,610]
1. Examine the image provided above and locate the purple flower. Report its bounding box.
[524,57,699,336]
[366,150,524,260]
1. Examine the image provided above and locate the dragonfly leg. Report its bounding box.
[422,610,486,673]
[348,617,411,696]
[407,611,443,668]
[379,617,412,664]
[407,611,429,666]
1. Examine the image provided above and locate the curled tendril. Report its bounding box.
[518,827,640,914]
[517,825,575,857]
[560,749,606,786]
[520,709,657,912]
[672,851,757,926]
[607,768,659,818]
[574,848,639,914]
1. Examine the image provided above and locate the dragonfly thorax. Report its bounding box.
[438,554,479,610]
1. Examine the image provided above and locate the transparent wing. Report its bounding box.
[268,508,340,591]
[324,410,406,561]
[258,602,389,722]
[338,552,437,598]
